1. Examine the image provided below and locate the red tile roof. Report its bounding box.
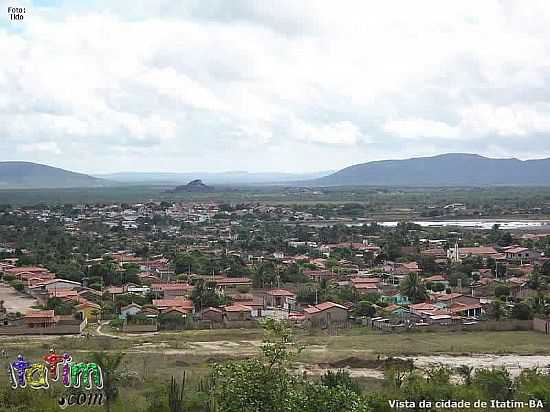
[24,310,55,318]
[153,298,193,310]
[304,301,348,314]
[224,304,252,312]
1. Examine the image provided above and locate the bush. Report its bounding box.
[237,285,250,293]
[109,318,123,328]
[9,279,24,291]
[494,285,510,299]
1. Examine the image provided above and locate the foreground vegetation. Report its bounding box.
[2,326,550,411]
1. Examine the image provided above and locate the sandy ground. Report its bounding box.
[0,283,37,313]
[409,354,550,377]
[297,355,550,380]
[295,363,385,379]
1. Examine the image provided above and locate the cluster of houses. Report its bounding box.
[2,199,550,335]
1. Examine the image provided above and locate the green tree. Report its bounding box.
[511,302,532,320]
[321,369,361,395]
[487,300,506,321]
[400,273,427,304]
[191,278,228,312]
[210,319,370,412]
[472,368,512,401]
[494,285,510,299]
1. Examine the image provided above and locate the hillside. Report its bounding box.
[312,154,550,186]
[168,179,214,193]
[0,162,109,189]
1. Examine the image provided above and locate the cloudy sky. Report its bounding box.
[2,0,550,173]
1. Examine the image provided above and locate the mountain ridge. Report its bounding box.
[312,153,550,186]
[0,161,108,189]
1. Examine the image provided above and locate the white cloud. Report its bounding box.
[18,141,61,155]
[292,119,365,146]
[460,103,550,137]
[384,119,459,140]
[2,1,550,172]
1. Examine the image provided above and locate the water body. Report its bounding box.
[370,220,550,230]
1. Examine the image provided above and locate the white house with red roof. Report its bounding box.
[265,289,296,309]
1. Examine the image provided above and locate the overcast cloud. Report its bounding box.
[2,0,550,173]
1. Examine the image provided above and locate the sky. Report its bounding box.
[2,1,550,173]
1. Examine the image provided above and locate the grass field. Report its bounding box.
[2,328,550,371]
[2,328,549,411]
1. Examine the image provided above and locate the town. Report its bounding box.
[1,200,550,334]
[4,0,550,409]
[3,197,550,410]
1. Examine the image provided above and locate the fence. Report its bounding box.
[0,318,86,335]
[122,323,159,333]
[532,318,550,334]
[369,319,532,333]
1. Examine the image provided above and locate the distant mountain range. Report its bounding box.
[96,170,332,185]
[313,153,550,186]
[0,162,108,189]
[4,154,550,189]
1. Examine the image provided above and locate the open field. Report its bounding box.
[3,185,550,209]
[2,329,550,373]
[1,328,549,410]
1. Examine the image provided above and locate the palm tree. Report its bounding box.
[400,273,427,303]
[91,352,125,412]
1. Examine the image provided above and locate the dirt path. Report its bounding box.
[94,321,160,339]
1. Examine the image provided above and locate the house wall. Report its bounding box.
[0,319,86,335]
[306,307,348,327]
[120,307,141,319]
[370,319,531,333]
[122,323,158,333]
[225,311,252,321]
[44,281,79,291]
[202,310,223,323]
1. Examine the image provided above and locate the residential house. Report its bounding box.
[120,303,143,320]
[200,307,223,323]
[448,243,503,263]
[213,277,252,291]
[151,283,193,299]
[303,270,336,282]
[42,279,82,292]
[152,298,194,313]
[23,310,58,328]
[304,301,348,327]
[350,277,382,294]
[407,303,454,325]
[224,304,253,321]
[424,275,449,290]
[75,301,101,322]
[503,246,539,262]
[265,289,296,310]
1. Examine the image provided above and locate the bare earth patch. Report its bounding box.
[0,283,37,313]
